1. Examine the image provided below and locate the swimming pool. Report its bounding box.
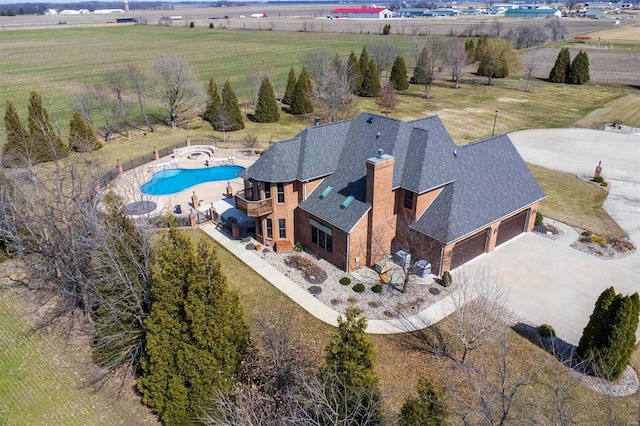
[141,165,245,196]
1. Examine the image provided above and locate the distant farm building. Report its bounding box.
[424,8,462,16]
[395,8,428,17]
[504,7,561,18]
[330,7,393,19]
[585,9,606,18]
[94,9,125,14]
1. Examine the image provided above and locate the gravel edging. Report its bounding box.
[254,247,453,320]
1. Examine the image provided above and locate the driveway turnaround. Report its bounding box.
[498,128,640,344]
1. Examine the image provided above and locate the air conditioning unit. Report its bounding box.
[394,250,411,268]
[414,260,432,278]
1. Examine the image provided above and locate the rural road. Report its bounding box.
[474,128,640,345]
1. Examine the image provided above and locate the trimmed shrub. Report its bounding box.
[601,182,608,187]
[209,23,214,28]
[581,230,592,237]
[189,21,195,28]
[382,23,391,35]
[591,235,607,246]
[592,176,604,184]
[339,277,352,286]
[441,271,452,287]
[353,283,366,293]
[294,241,304,252]
[538,323,556,338]
[372,284,382,294]
[535,211,544,226]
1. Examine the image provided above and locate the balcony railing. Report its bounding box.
[235,190,273,217]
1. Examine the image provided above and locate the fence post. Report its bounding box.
[117,159,123,175]
[189,209,197,228]
[186,136,191,146]
[154,146,160,160]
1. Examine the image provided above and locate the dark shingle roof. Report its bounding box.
[411,135,546,243]
[242,113,545,239]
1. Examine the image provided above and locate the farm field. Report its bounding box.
[1,14,639,424]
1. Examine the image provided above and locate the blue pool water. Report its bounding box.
[141,165,245,196]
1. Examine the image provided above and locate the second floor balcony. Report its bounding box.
[235,190,273,217]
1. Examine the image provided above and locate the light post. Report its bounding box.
[492,110,499,137]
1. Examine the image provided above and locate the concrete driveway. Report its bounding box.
[465,129,640,345]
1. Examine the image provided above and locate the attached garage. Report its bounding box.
[496,210,529,246]
[450,229,489,270]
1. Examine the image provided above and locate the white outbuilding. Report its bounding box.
[331,7,393,19]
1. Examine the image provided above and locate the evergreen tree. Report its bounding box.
[399,377,446,426]
[476,38,520,84]
[2,100,30,167]
[69,112,102,152]
[218,80,244,131]
[548,47,571,83]
[578,286,616,359]
[321,306,381,423]
[359,46,371,80]
[290,66,313,115]
[390,56,410,91]
[359,58,381,97]
[28,90,68,163]
[138,221,250,425]
[92,192,151,374]
[254,76,280,123]
[347,51,362,94]
[411,46,430,85]
[202,78,220,124]
[464,39,477,61]
[597,293,640,380]
[282,67,297,105]
[567,50,590,85]
[578,287,639,381]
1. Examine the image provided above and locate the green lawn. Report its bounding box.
[0,288,157,425]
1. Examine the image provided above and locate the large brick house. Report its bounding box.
[235,113,545,275]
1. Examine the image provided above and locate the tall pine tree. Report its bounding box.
[290,66,313,115]
[347,51,362,94]
[282,67,297,106]
[390,55,409,91]
[254,76,280,123]
[138,221,250,425]
[578,287,640,380]
[28,90,68,163]
[359,58,381,97]
[92,191,151,374]
[320,307,381,423]
[217,80,244,132]
[202,78,220,124]
[548,47,571,83]
[69,112,102,152]
[2,100,30,167]
[567,50,590,85]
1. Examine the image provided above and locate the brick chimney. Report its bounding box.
[365,150,396,266]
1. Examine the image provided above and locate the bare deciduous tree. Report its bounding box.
[73,84,120,142]
[522,53,540,92]
[448,332,531,425]
[445,39,470,89]
[152,53,204,130]
[103,65,131,138]
[545,17,567,42]
[308,53,353,123]
[443,270,509,365]
[367,41,397,78]
[413,38,443,99]
[375,80,398,117]
[125,63,154,133]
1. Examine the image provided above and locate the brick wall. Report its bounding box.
[365,155,396,266]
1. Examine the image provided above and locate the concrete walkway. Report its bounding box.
[200,224,461,334]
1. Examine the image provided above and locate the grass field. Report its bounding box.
[0,287,158,425]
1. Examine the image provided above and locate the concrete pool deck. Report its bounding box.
[113,147,259,216]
